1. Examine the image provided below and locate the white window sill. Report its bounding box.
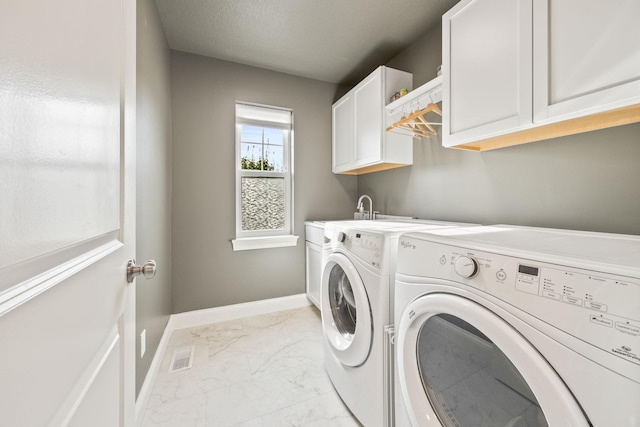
[231,235,299,251]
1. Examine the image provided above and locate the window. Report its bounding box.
[232,103,298,251]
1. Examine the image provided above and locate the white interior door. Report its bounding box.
[0,0,136,425]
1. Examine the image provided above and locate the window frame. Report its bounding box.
[232,102,297,251]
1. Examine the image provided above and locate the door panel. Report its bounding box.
[0,0,121,274]
[354,71,382,166]
[0,0,136,425]
[332,94,354,172]
[442,0,533,147]
[66,330,121,427]
[533,0,640,121]
[548,0,639,104]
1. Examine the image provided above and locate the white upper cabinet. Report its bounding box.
[443,0,640,151]
[332,92,354,172]
[533,0,640,123]
[332,66,413,175]
[354,71,384,167]
[442,0,533,149]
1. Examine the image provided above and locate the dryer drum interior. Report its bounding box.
[415,314,548,427]
[328,264,357,338]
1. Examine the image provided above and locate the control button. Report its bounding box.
[542,290,561,301]
[454,256,479,278]
[496,270,507,281]
[337,232,346,243]
[615,322,640,336]
[590,315,613,328]
[562,295,583,306]
[515,277,539,295]
[585,301,608,313]
[440,255,447,265]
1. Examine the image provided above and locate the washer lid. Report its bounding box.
[321,252,373,367]
[396,293,589,427]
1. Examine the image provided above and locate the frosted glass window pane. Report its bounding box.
[241,177,285,231]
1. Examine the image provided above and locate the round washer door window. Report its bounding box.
[396,293,589,427]
[321,252,372,367]
[418,314,546,427]
[328,263,357,337]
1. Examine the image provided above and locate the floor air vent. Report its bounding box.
[169,346,194,373]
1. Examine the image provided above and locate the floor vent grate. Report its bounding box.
[169,346,194,373]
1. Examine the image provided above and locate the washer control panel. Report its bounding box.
[325,223,383,269]
[397,236,640,374]
[348,231,383,268]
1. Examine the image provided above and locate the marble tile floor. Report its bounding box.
[141,305,363,426]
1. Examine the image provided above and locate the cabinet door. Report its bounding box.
[442,0,533,148]
[533,0,640,123]
[354,69,383,166]
[305,241,322,309]
[332,93,354,173]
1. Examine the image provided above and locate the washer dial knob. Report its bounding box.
[454,255,479,278]
[337,231,346,243]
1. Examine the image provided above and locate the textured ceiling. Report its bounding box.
[154,0,459,85]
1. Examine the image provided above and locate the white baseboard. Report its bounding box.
[167,293,312,331]
[134,319,171,426]
[134,293,312,425]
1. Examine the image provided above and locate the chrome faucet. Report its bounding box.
[356,194,373,220]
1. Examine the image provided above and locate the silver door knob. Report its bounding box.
[127,259,157,283]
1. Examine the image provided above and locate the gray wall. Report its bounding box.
[171,52,356,313]
[358,24,640,235]
[136,0,173,397]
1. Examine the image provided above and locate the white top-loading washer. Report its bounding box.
[321,219,476,427]
[394,225,640,427]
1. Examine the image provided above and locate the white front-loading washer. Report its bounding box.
[394,225,640,427]
[321,220,475,427]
